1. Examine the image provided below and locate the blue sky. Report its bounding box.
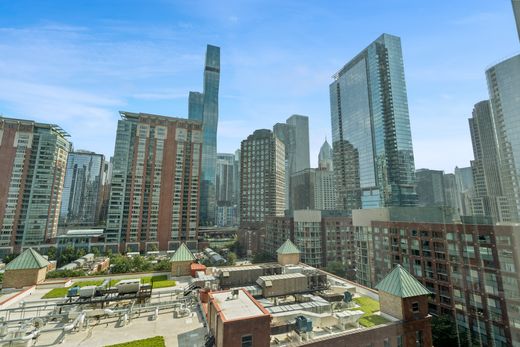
[0,0,518,171]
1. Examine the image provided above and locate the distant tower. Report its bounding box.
[318,138,333,171]
[273,114,310,211]
[189,44,220,226]
[240,129,285,226]
[330,34,417,212]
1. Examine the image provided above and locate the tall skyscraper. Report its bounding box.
[290,168,337,211]
[239,129,285,226]
[60,151,104,226]
[330,34,417,212]
[416,169,445,207]
[318,138,333,171]
[105,112,202,252]
[454,166,474,216]
[513,0,520,42]
[189,44,220,226]
[215,153,238,226]
[485,54,520,221]
[216,153,236,204]
[468,100,511,221]
[0,117,71,253]
[273,114,310,210]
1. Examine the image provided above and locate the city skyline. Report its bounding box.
[0,1,518,172]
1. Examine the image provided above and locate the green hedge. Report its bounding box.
[105,336,165,347]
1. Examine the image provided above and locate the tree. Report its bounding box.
[431,314,478,347]
[325,261,347,278]
[91,247,100,258]
[153,259,171,271]
[2,253,19,264]
[226,252,237,266]
[252,252,274,264]
[46,246,57,261]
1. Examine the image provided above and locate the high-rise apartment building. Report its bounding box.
[290,168,337,211]
[454,166,474,216]
[469,100,511,221]
[105,112,202,252]
[416,169,445,207]
[330,34,417,212]
[0,117,71,254]
[60,151,104,226]
[216,153,236,204]
[239,129,285,226]
[485,55,520,222]
[264,210,355,273]
[189,44,220,226]
[273,114,310,210]
[216,153,238,226]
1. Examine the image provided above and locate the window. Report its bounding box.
[241,335,253,347]
[412,302,420,313]
[397,336,403,347]
[384,338,391,347]
[416,330,423,347]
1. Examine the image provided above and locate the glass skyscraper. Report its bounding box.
[189,44,220,226]
[330,34,417,212]
[60,151,104,226]
[485,54,520,221]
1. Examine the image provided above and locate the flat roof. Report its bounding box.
[258,273,306,281]
[210,289,268,321]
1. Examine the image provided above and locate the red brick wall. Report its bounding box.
[222,315,271,347]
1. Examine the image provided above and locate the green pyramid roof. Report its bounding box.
[375,265,432,298]
[170,243,196,262]
[6,248,50,270]
[276,239,300,255]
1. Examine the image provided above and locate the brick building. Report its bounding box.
[3,248,50,288]
[105,112,202,252]
[354,208,520,346]
[207,289,271,347]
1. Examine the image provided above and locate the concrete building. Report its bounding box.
[60,151,104,226]
[273,115,310,210]
[330,34,417,212]
[207,289,271,347]
[469,100,512,222]
[3,248,50,288]
[353,207,520,346]
[239,130,285,255]
[105,112,202,252]
[0,117,71,254]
